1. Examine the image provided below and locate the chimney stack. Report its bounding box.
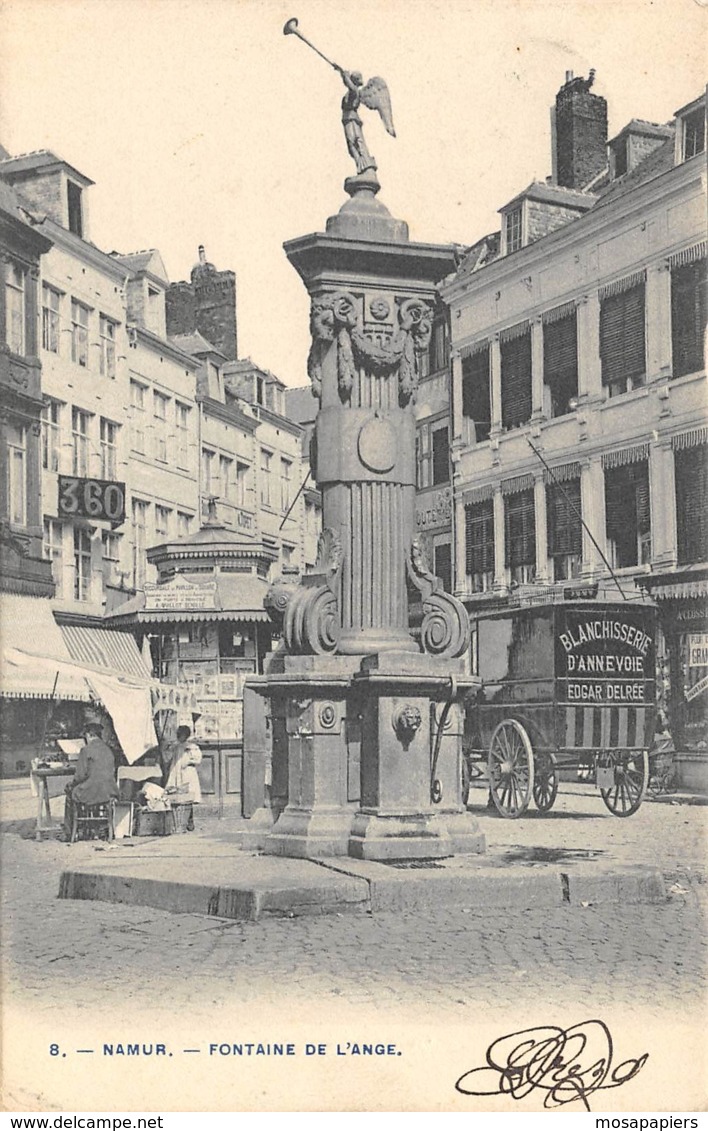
[554,71,608,190]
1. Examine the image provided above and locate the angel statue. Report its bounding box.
[338,69,396,176]
[283,18,396,177]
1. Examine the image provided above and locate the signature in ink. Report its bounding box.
[455,1020,648,1111]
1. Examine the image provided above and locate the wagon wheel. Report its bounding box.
[488,719,535,818]
[600,751,649,817]
[533,752,558,812]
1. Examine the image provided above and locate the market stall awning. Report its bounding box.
[59,623,199,722]
[0,594,91,701]
[60,624,151,680]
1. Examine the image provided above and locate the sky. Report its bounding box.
[1,0,705,387]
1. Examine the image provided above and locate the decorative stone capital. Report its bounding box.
[307,289,433,407]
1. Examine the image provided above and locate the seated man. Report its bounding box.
[64,722,119,835]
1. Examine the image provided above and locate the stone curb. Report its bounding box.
[58,858,667,921]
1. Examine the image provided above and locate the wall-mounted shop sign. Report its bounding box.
[688,633,708,667]
[144,577,218,611]
[415,488,452,531]
[58,477,126,525]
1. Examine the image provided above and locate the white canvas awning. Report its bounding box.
[0,594,91,701]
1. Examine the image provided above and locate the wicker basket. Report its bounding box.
[171,803,194,834]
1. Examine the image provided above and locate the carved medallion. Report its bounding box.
[318,702,337,729]
[357,415,397,473]
[369,297,390,322]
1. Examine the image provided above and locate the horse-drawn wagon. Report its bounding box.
[463,598,656,818]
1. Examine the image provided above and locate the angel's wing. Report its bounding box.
[359,76,396,137]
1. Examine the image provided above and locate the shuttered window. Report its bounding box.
[546,478,582,556]
[465,499,494,579]
[501,331,532,429]
[462,347,491,442]
[604,461,651,568]
[675,444,708,565]
[431,425,449,486]
[504,489,536,568]
[434,542,452,593]
[600,284,646,394]
[543,312,578,417]
[671,261,707,379]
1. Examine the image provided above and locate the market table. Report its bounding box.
[30,764,75,840]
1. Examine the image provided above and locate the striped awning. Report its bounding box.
[668,241,707,269]
[601,443,650,469]
[501,473,535,496]
[646,579,708,600]
[543,461,582,485]
[60,625,151,681]
[543,301,576,325]
[599,270,646,299]
[671,427,708,451]
[0,595,91,701]
[464,484,495,505]
[500,320,530,343]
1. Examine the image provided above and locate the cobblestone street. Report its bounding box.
[2,781,706,1111]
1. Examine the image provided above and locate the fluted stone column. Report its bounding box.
[249,181,485,861]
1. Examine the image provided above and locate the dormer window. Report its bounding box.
[683,106,706,161]
[256,376,265,406]
[505,206,523,254]
[67,180,83,237]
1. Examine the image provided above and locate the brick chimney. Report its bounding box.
[165,246,238,361]
[554,71,608,190]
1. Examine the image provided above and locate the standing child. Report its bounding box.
[164,725,202,830]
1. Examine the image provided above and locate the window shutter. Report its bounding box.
[604,461,650,567]
[675,444,708,564]
[504,489,536,567]
[671,260,707,379]
[501,331,532,428]
[546,478,582,556]
[543,313,578,412]
[431,426,449,486]
[635,468,650,537]
[465,499,494,574]
[600,284,646,386]
[462,347,491,442]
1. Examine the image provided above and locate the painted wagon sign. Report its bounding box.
[555,607,656,706]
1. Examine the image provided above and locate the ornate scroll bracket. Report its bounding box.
[407,537,470,660]
[307,291,433,406]
[279,528,345,656]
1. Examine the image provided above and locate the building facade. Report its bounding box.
[223,358,308,576]
[413,301,455,592]
[0,172,54,598]
[0,163,96,777]
[440,79,707,787]
[0,150,315,794]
